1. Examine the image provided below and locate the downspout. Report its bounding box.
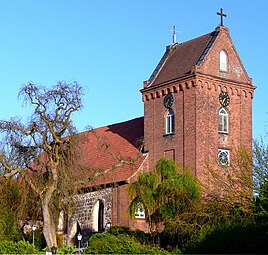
[117,185,120,225]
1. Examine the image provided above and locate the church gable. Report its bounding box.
[197,26,252,84]
[144,25,252,90]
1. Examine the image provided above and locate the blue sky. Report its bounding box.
[0,0,267,141]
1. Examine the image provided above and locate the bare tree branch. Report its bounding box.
[0,81,84,248]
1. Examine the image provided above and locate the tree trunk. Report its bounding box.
[42,200,57,249]
[42,162,59,249]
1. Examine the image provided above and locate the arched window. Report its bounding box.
[220,50,228,72]
[135,203,145,219]
[98,201,104,232]
[219,108,228,133]
[166,109,175,134]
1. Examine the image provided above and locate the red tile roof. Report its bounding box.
[147,30,219,87]
[76,117,145,187]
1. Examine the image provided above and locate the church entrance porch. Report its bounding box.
[66,188,112,245]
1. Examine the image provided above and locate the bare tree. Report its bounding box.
[205,147,253,214]
[253,139,268,194]
[0,82,84,248]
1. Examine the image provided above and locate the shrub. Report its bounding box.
[109,225,131,235]
[25,229,46,250]
[0,179,25,242]
[85,233,170,254]
[0,240,35,254]
[57,245,76,254]
[109,225,151,244]
[130,229,151,245]
[0,211,23,242]
[184,221,268,254]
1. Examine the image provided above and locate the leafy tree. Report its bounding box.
[154,159,201,248]
[128,158,201,236]
[0,179,24,242]
[0,177,43,244]
[155,159,200,221]
[0,82,84,248]
[128,170,160,232]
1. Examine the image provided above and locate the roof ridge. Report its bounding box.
[174,30,214,47]
[196,30,219,66]
[105,116,144,129]
[80,116,144,134]
[148,46,172,83]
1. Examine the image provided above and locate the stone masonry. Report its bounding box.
[67,187,112,245]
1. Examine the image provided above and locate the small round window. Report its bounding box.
[218,149,229,165]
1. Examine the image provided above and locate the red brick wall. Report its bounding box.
[112,183,149,231]
[112,184,130,226]
[143,80,197,173]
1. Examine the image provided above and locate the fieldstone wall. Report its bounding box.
[66,187,112,245]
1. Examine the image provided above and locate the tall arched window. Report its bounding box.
[166,109,175,134]
[220,50,228,72]
[219,108,228,133]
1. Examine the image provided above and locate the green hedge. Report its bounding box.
[184,221,268,254]
[109,225,151,244]
[85,233,170,254]
[0,240,35,254]
[57,245,76,254]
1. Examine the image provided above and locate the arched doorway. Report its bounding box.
[92,200,104,232]
[98,200,104,232]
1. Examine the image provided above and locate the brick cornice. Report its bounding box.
[195,73,256,99]
[195,72,254,89]
[141,72,256,102]
[141,74,196,93]
[141,75,197,102]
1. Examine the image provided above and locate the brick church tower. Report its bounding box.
[141,19,255,183]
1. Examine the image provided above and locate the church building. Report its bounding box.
[64,10,255,244]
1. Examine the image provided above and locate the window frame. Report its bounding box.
[220,50,228,72]
[134,203,146,219]
[218,149,230,166]
[165,109,175,135]
[219,108,228,134]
